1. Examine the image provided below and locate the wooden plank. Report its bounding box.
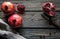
[0,0,60,11]
[16,29,60,39]
[21,12,60,28]
[0,12,60,28]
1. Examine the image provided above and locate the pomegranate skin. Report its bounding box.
[1,2,15,16]
[17,4,25,14]
[42,2,56,16]
[8,14,22,28]
[42,2,55,12]
[49,11,56,16]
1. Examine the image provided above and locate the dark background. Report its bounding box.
[0,0,60,39]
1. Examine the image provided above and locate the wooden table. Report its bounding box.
[0,0,60,39]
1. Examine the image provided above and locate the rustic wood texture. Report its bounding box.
[0,0,60,39]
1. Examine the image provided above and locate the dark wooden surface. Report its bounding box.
[0,0,60,39]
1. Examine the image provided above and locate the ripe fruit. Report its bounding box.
[49,11,56,16]
[42,2,56,16]
[16,4,25,14]
[1,2,15,16]
[8,14,22,28]
[42,2,55,12]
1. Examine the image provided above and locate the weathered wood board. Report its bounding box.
[0,0,60,39]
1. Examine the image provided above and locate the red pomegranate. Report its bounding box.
[42,2,56,16]
[1,2,15,16]
[16,4,25,14]
[8,14,22,28]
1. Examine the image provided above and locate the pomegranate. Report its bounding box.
[8,14,22,28]
[49,11,56,16]
[16,4,25,14]
[1,2,15,16]
[42,2,56,16]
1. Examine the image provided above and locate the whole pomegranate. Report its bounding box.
[1,2,15,16]
[8,14,22,28]
[42,2,56,16]
[16,4,25,14]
